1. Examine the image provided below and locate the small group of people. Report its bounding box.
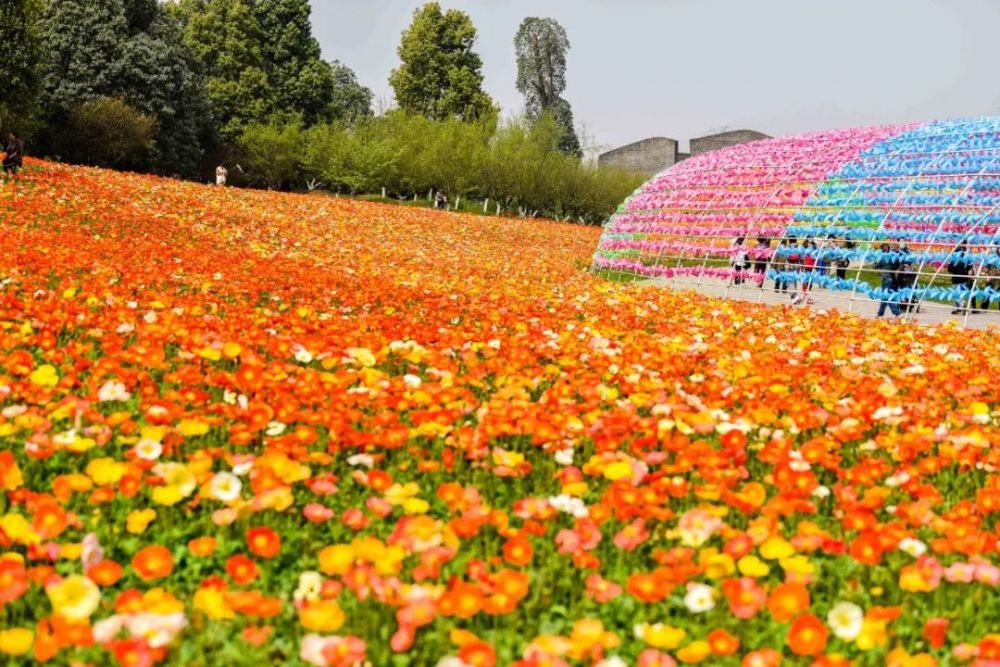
[730,235,1000,318]
[732,236,836,306]
[947,243,1000,314]
[2,131,25,176]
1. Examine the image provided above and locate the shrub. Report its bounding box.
[241,110,644,223]
[57,97,156,168]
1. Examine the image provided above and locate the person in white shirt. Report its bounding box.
[216,165,229,186]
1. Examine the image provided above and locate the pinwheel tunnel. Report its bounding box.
[592,117,1000,320]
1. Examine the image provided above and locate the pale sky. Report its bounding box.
[310,0,1000,153]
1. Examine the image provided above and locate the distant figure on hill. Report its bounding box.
[3,132,24,175]
[215,164,229,187]
[434,191,448,209]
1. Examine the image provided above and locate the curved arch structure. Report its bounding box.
[592,117,1000,320]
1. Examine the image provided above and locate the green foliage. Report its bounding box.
[181,0,273,141]
[550,98,582,158]
[57,97,156,168]
[249,0,336,125]
[514,17,581,157]
[0,0,43,135]
[515,17,569,115]
[36,0,210,176]
[39,0,130,114]
[124,0,159,32]
[329,61,374,124]
[243,112,643,223]
[300,120,401,194]
[238,118,304,189]
[121,12,213,176]
[9,0,625,217]
[389,2,495,122]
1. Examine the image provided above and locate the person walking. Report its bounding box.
[977,248,1000,311]
[215,164,229,187]
[799,240,818,304]
[895,243,920,313]
[753,237,770,287]
[835,238,854,281]
[948,242,973,314]
[731,236,749,285]
[874,243,902,318]
[2,131,24,175]
[787,241,804,303]
[772,239,790,293]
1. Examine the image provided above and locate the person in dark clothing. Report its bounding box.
[2,132,24,175]
[874,243,902,318]
[772,239,790,293]
[731,236,749,285]
[753,237,770,287]
[895,244,920,313]
[948,242,973,314]
[786,241,804,301]
[835,238,854,281]
[978,248,1000,311]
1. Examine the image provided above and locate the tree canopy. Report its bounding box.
[0,0,43,133]
[514,16,581,157]
[389,2,495,122]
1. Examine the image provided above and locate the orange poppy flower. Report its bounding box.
[32,502,68,539]
[627,572,670,603]
[241,625,273,647]
[742,647,781,667]
[787,613,828,656]
[848,532,885,566]
[502,536,533,566]
[188,536,217,557]
[922,617,948,649]
[437,581,483,619]
[707,628,740,656]
[0,560,28,604]
[131,545,173,581]
[225,555,259,586]
[459,640,497,667]
[766,582,810,622]
[86,560,123,587]
[246,526,281,559]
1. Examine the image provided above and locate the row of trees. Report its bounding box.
[238,112,644,224]
[0,1,642,223]
[0,0,372,177]
[387,6,584,158]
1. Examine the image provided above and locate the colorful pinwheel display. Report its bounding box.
[593,118,1000,310]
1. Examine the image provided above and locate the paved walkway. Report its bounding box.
[642,277,1000,330]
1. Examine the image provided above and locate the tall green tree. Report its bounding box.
[389,2,495,121]
[180,0,274,140]
[249,0,334,125]
[0,0,43,134]
[329,61,373,124]
[121,11,213,175]
[39,0,129,116]
[514,17,581,157]
[38,0,211,175]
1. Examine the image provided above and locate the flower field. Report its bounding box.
[1,160,1000,667]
